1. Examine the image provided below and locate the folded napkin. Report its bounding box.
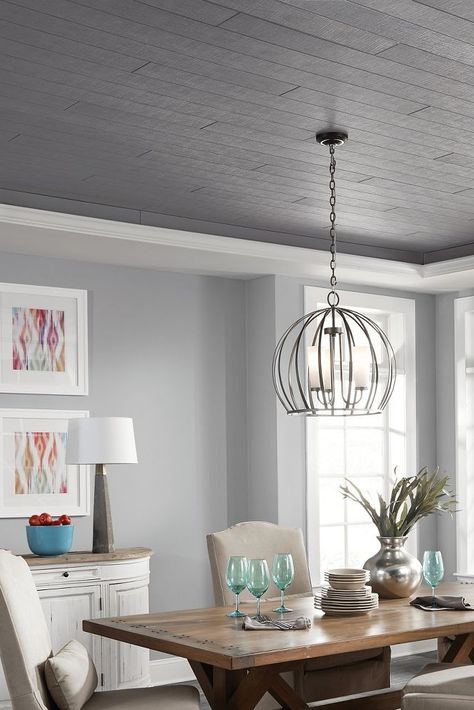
[243,615,311,631]
[410,595,474,611]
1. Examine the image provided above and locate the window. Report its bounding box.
[455,296,474,575]
[306,288,416,583]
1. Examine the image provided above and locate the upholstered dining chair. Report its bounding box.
[207,521,391,705]
[0,550,199,710]
[403,663,474,709]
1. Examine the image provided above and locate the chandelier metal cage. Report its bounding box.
[272,131,397,416]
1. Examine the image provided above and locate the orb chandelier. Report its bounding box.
[272,131,396,416]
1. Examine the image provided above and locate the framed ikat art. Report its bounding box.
[0,409,90,517]
[0,283,88,395]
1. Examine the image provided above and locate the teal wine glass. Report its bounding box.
[272,553,295,613]
[226,556,248,618]
[423,551,444,606]
[247,559,270,620]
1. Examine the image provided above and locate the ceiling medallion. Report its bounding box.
[272,131,397,416]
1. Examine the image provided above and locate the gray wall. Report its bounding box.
[245,276,278,523]
[0,251,246,613]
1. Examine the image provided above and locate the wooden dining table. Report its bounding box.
[83,582,474,710]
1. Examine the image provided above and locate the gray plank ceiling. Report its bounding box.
[1,0,474,264]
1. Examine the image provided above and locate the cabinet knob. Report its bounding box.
[63,572,69,578]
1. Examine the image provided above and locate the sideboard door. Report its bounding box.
[104,579,150,690]
[39,585,103,679]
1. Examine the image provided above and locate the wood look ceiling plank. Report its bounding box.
[133,0,238,26]
[413,0,474,21]
[377,43,474,85]
[7,2,469,117]
[0,84,76,111]
[350,0,473,34]
[0,4,146,72]
[200,123,469,190]
[2,51,472,176]
[4,77,474,196]
[282,84,426,116]
[0,16,297,97]
[411,105,474,133]
[0,109,158,156]
[136,60,429,121]
[220,8,474,66]
[76,0,397,54]
[183,9,474,101]
[10,0,474,104]
[1,140,279,195]
[6,1,470,121]
[254,162,468,197]
[285,0,474,56]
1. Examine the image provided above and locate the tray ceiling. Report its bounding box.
[0,0,474,264]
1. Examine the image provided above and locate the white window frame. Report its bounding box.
[454,296,474,576]
[305,287,417,584]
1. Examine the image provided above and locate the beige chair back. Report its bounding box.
[0,550,54,710]
[207,521,313,605]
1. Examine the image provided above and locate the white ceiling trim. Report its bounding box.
[0,203,469,294]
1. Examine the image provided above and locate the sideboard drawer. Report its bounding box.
[33,566,100,588]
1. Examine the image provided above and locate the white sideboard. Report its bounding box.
[0,547,152,706]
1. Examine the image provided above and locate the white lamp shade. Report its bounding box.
[66,417,138,465]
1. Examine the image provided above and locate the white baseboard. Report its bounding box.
[149,657,195,686]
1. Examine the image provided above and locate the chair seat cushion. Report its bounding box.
[404,663,474,697]
[84,685,200,709]
[45,640,98,710]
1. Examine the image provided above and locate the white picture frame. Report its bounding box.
[0,409,90,518]
[0,282,88,395]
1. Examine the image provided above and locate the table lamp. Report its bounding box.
[66,417,138,554]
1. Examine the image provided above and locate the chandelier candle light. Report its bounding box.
[272,131,396,416]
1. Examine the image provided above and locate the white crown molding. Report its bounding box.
[0,204,471,294]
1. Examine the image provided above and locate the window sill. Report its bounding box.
[454,572,474,583]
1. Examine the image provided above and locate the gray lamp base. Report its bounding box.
[93,464,115,554]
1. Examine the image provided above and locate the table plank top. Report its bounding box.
[83,582,474,670]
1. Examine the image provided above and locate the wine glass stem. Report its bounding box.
[432,586,436,607]
[235,593,240,615]
[280,590,284,609]
[257,597,261,618]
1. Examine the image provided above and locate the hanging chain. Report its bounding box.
[328,144,338,304]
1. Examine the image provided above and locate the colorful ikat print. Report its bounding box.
[12,307,65,372]
[14,431,68,494]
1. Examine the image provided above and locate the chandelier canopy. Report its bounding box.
[272,131,396,416]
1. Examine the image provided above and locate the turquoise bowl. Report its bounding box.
[26,524,74,556]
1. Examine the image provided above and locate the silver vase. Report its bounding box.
[363,536,422,599]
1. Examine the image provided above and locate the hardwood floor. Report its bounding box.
[186,652,437,709]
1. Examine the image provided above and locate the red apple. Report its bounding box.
[51,520,62,526]
[58,514,71,526]
[39,512,52,526]
[29,514,41,526]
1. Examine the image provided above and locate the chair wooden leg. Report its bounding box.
[189,661,215,708]
[438,636,452,662]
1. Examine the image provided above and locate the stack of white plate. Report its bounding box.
[315,568,378,616]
